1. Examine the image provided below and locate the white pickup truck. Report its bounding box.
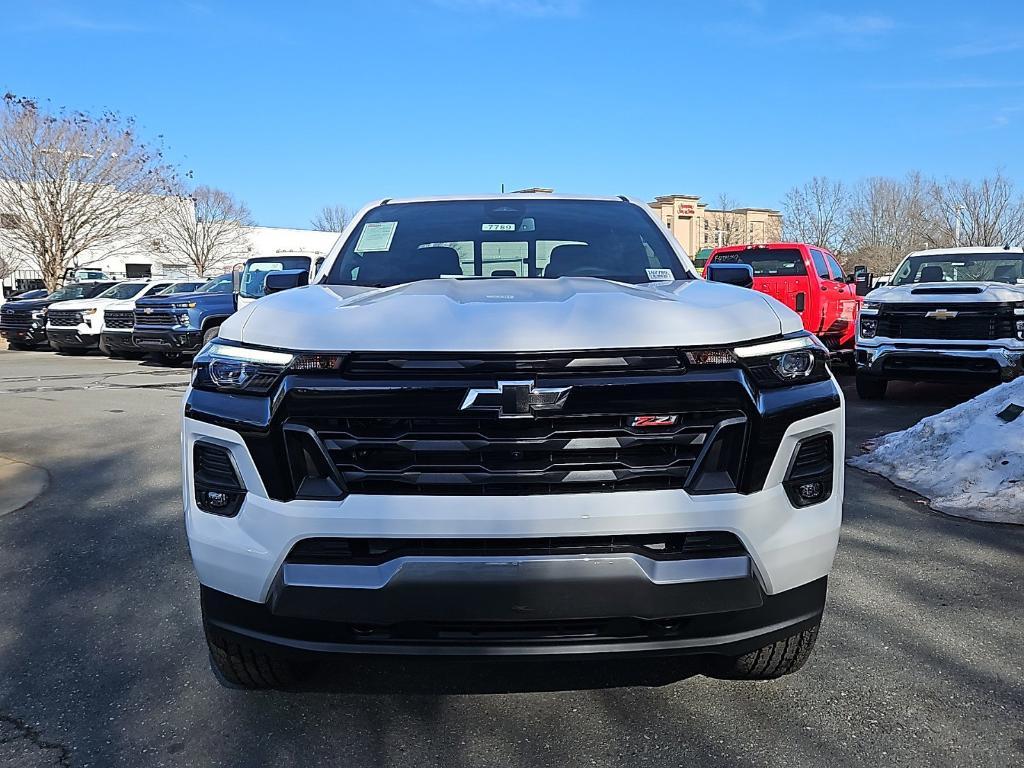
[45,279,173,355]
[183,194,844,688]
[856,246,1024,399]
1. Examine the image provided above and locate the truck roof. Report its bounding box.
[907,246,1023,257]
[379,193,632,205]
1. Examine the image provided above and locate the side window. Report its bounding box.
[810,249,830,280]
[824,253,845,281]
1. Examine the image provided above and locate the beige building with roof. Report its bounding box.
[649,194,783,264]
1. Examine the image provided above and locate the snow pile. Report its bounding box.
[849,378,1024,524]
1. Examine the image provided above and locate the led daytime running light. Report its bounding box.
[733,336,822,359]
[205,343,293,366]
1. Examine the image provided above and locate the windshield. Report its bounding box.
[325,200,689,287]
[711,247,807,276]
[55,282,115,301]
[157,282,201,296]
[892,253,1024,286]
[195,275,233,294]
[98,283,147,300]
[240,257,312,298]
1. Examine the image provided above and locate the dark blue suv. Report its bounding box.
[133,274,234,362]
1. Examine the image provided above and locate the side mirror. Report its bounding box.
[706,263,754,289]
[231,264,243,310]
[845,273,857,284]
[264,269,309,295]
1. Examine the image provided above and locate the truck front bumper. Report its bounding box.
[856,342,1024,382]
[184,404,843,658]
[47,328,100,349]
[100,330,139,352]
[0,326,47,345]
[133,327,203,354]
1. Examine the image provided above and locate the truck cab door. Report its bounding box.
[809,248,840,335]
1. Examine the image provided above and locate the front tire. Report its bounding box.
[710,623,820,680]
[855,372,888,400]
[205,628,310,689]
[202,325,220,346]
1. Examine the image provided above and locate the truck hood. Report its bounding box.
[868,281,1024,304]
[136,290,231,307]
[45,298,121,311]
[224,277,800,352]
[103,298,143,311]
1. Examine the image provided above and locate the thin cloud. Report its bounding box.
[944,39,1024,58]
[430,0,584,17]
[704,11,894,46]
[870,78,1024,91]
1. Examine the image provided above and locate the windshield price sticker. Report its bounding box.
[355,221,398,252]
[646,268,674,281]
[482,223,516,231]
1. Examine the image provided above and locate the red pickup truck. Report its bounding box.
[704,243,862,357]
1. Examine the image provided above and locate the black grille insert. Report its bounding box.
[104,310,134,329]
[876,303,1016,341]
[47,310,83,327]
[134,309,179,327]
[286,531,747,565]
[298,411,744,496]
[0,308,33,329]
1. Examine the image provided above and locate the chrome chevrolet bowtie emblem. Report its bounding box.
[143,307,153,314]
[460,380,570,418]
[924,308,958,320]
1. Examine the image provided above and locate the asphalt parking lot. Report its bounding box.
[0,348,1021,768]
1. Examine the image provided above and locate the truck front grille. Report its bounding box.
[303,411,743,496]
[876,303,1016,341]
[46,310,83,327]
[104,310,134,329]
[133,309,178,327]
[0,308,33,329]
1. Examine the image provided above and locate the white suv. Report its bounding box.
[183,195,844,688]
[45,279,173,355]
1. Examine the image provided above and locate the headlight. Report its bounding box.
[862,301,881,311]
[82,308,97,316]
[31,310,45,320]
[192,343,294,394]
[733,334,829,386]
[860,317,878,339]
[192,342,346,395]
[173,302,197,309]
[177,312,191,326]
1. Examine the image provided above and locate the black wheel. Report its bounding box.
[61,347,90,356]
[710,623,820,680]
[205,628,311,689]
[855,372,888,400]
[98,338,112,356]
[202,325,220,346]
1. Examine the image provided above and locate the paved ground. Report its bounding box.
[0,348,1020,768]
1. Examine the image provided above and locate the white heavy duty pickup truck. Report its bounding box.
[182,194,844,688]
[856,246,1024,399]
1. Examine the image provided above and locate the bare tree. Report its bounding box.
[703,194,747,247]
[156,185,254,277]
[0,242,22,284]
[846,172,939,273]
[310,204,350,232]
[782,177,850,254]
[0,94,175,290]
[929,170,1024,247]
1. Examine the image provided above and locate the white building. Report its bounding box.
[1,211,340,293]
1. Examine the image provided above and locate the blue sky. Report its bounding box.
[2,0,1022,228]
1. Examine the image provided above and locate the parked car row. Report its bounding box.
[1,252,325,364]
